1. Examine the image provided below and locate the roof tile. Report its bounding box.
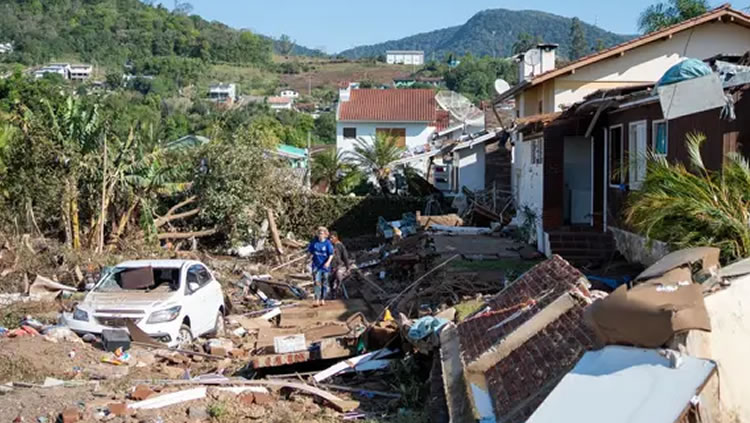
[339,89,438,122]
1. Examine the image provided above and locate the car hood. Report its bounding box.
[82,291,180,313]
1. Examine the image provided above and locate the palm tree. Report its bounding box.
[312,149,357,194]
[638,0,709,33]
[350,133,404,195]
[625,132,750,262]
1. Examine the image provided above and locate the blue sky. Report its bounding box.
[166,0,721,53]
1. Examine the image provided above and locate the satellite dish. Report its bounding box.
[494,79,511,96]
[435,90,484,127]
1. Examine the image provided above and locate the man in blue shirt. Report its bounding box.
[307,226,334,306]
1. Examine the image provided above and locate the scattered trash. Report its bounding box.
[28,275,77,301]
[101,328,131,352]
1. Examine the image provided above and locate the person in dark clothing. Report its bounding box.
[329,231,352,298]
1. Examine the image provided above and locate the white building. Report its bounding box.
[336,86,439,152]
[494,4,750,254]
[279,89,299,99]
[69,64,93,80]
[386,50,424,66]
[35,63,70,79]
[0,43,12,54]
[208,83,237,103]
[34,63,93,80]
[267,96,294,110]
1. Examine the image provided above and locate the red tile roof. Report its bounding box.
[338,89,439,122]
[456,255,596,421]
[268,96,293,104]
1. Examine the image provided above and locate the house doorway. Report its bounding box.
[563,136,593,225]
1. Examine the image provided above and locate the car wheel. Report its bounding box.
[211,311,225,338]
[176,324,193,347]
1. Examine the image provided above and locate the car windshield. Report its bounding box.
[94,266,180,293]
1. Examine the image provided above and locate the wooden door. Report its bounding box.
[376,128,407,148]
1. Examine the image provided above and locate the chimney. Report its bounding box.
[517,44,558,82]
[339,82,352,102]
[538,43,558,74]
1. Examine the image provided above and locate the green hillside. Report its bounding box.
[339,8,634,60]
[0,0,325,66]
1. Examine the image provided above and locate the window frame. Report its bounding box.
[652,119,668,158]
[342,127,357,139]
[628,120,648,190]
[608,124,624,188]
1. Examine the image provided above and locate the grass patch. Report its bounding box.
[199,64,279,96]
[454,299,485,322]
[207,401,228,418]
[450,259,540,278]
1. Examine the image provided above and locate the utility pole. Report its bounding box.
[306,131,312,190]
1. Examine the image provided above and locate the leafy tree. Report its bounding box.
[314,112,336,144]
[625,133,750,262]
[638,0,709,33]
[569,18,587,60]
[593,38,606,53]
[350,134,404,195]
[512,32,543,55]
[277,34,296,57]
[444,55,516,102]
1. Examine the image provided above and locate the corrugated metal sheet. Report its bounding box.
[527,346,716,423]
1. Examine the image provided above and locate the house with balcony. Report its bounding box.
[69,64,93,80]
[208,83,237,104]
[492,4,750,259]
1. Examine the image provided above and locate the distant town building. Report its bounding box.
[267,96,294,111]
[69,64,93,80]
[34,63,71,79]
[208,83,237,103]
[393,76,445,88]
[34,63,93,80]
[0,43,12,54]
[386,50,424,66]
[279,89,299,99]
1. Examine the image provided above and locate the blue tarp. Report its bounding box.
[407,316,449,341]
[656,59,713,87]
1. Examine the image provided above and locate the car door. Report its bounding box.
[183,264,212,336]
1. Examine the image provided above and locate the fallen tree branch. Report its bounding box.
[157,228,217,240]
[154,196,198,228]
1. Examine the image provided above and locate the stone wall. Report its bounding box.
[609,227,671,266]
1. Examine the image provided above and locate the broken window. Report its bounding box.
[343,127,357,139]
[652,120,668,157]
[95,267,180,293]
[608,126,623,186]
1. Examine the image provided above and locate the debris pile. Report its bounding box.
[2,212,750,423]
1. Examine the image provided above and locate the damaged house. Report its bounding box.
[492,5,750,261]
[537,54,750,265]
[439,255,597,422]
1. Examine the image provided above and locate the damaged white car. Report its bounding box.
[62,260,225,347]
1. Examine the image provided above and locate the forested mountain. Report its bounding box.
[339,9,634,60]
[0,0,324,66]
